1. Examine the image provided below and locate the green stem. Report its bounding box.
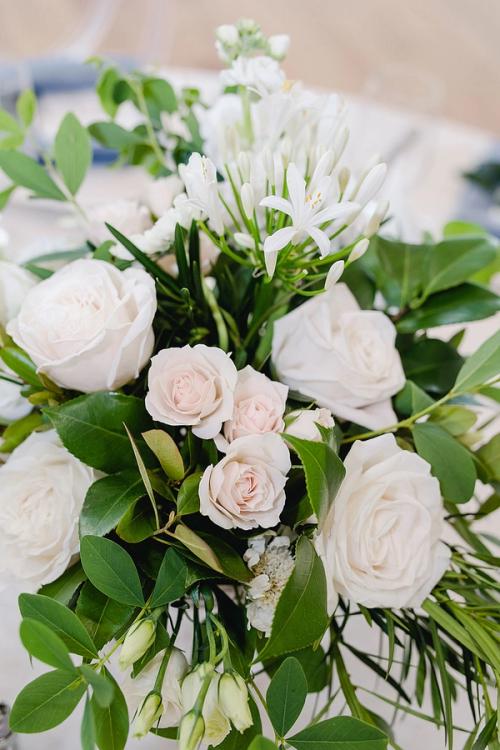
[202,278,229,351]
[133,82,165,165]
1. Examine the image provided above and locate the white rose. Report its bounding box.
[0,376,32,423]
[87,199,152,259]
[199,433,291,530]
[0,260,37,326]
[272,283,405,430]
[221,56,285,96]
[146,344,237,439]
[216,365,288,450]
[285,408,334,442]
[0,430,94,589]
[144,175,184,218]
[122,647,188,729]
[7,258,156,393]
[181,665,230,747]
[316,434,451,609]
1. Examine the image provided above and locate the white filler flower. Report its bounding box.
[244,534,295,635]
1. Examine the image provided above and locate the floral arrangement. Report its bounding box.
[0,19,499,750]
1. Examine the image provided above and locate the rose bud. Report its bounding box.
[133,691,163,738]
[218,672,253,733]
[119,619,156,670]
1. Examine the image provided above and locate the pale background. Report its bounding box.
[0,2,499,749]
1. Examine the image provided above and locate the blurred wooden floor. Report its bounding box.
[0,0,499,133]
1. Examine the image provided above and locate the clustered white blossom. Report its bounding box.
[243,533,295,635]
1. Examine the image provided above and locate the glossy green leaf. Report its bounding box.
[259,537,328,661]
[142,429,184,480]
[477,434,500,482]
[0,345,44,388]
[44,392,153,473]
[429,405,477,436]
[80,471,145,537]
[412,422,476,503]
[454,329,500,393]
[91,670,129,750]
[55,112,92,194]
[16,89,37,128]
[423,236,497,298]
[176,472,202,516]
[79,666,114,708]
[150,548,187,607]
[80,536,145,607]
[248,738,278,750]
[372,235,427,308]
[19,618,75,672]
[19,594,97,659]
[401,338,463,394]
[397,284,500,332]
[285,434,345,525]
[267,657,307,736]
[394,380,434,417]
[76,582,133,651]
[10,669,86,733]
[39,561,87,605]
[143,78,177,114]
[0,150,66,200]
[287,716,388,749]
[81,695,96,750]
[115,498,156,543]
[174,525,223,574]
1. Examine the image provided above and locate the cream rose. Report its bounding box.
[316,434,450,609]
[0,260,37,326]
[199,433,291,530]
[7,258,156,393]
[122,647,188,729]
[216,365,288,450]
[146,344,237,439]
[272,283,405,430]
[0,430,95,589]
[285,408,334,442]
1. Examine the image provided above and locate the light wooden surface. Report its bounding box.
[0,0,499,132]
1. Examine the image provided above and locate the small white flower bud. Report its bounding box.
[364,199,390,238]
[178,711,205,750]
[349,238,370,262]
[268,34,290,60]
[218,672,253,733]
[338,166,351,194]
[216,24,239,47]
[241,183,255,218]
[234,232,255,250]
[133,692,163,738]
[355,163,387,206]
[237,151,251,182]
[119,619,156,670]
[262,148,274,183]
[281,136,293,165]
[238,18,260,34]
[325,260,345,290]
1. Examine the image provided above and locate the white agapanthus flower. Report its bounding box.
[244,534,295,635]
[179,153,225,235]
[221,55,286,97]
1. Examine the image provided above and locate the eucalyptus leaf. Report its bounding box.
[10,669,86,733]
[412,423,476,503]
[0,150,66,200]
[267,656,307,736]
[55,113,92,194]
[80,535,145,607]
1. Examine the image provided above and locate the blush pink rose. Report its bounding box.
[199,433,291,530]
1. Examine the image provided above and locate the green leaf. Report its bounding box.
[150,548,187,607]
[477,434,500,482]
[39,561,87,605]
[91,670,129,750]
[0,184,15,208]
[76,582,133,651]
[96,67,120,118]
[80,535,145,607]
[19,618,76,672]
[19,594,98,659]
[267,656,307,736]
[287,716,388,749]
[115,498,156,543]
[401,338,463,394]
[89,121,144,149]
[80,471,145,537]
[397,284,500,332]
[81,696,96,750]
[259,537,328,661]
[197,531,252,582]
[372,235,427,308]
[266,646,329,694]
[176,472,202,515]
[174,524,223,574]
[10,669,86,733]
[248,738,278,750]
[285,434,345,525]
[44,392,153,473]
[394,380,434,417]
[0,150,66,200]
[0,412,43,453]
[54,113,92,194]
[412,422,476,503]
[454,329,500,393]
[142,429,184,480]
[79,666,114,708]
[0,345,44,388]
[423,236,497,298]
[143,78,177,114]
[17,89,37,128]
[429,405,477,436]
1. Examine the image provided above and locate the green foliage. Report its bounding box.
[287,716,388,749]
[91,671,129,750]
[10,670,86,733]
[453,328,500,393]
[80,470,145,537]
[0,150,66,200]
[19,618,76,672]
[267,656,308,736]
[54,112,92,194]
[150,548,188,607]
[176,472,203,515]
[80,535,145,606]
[76,583,133,650]
[19,594,98,658]
[142,428,185,480]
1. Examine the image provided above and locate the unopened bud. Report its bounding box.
[133,692,163,738]
[268,34,290,60]
[237,152,251,182]
[355,163,387,206]
[349,238,369,263]
[234,232,254,249]
[218,672,253,733]
[338,166,351,194]
[178,710,205,750]
[325,260,345,290]
[216,24,239,47]
[119,619,156,670]
[241,183,255,217]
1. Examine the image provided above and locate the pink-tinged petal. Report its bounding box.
[263,226,296,254]
[260,196,293,216]
[285,163,305,214]
[313,201,360,226]
[307,227,331,257]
